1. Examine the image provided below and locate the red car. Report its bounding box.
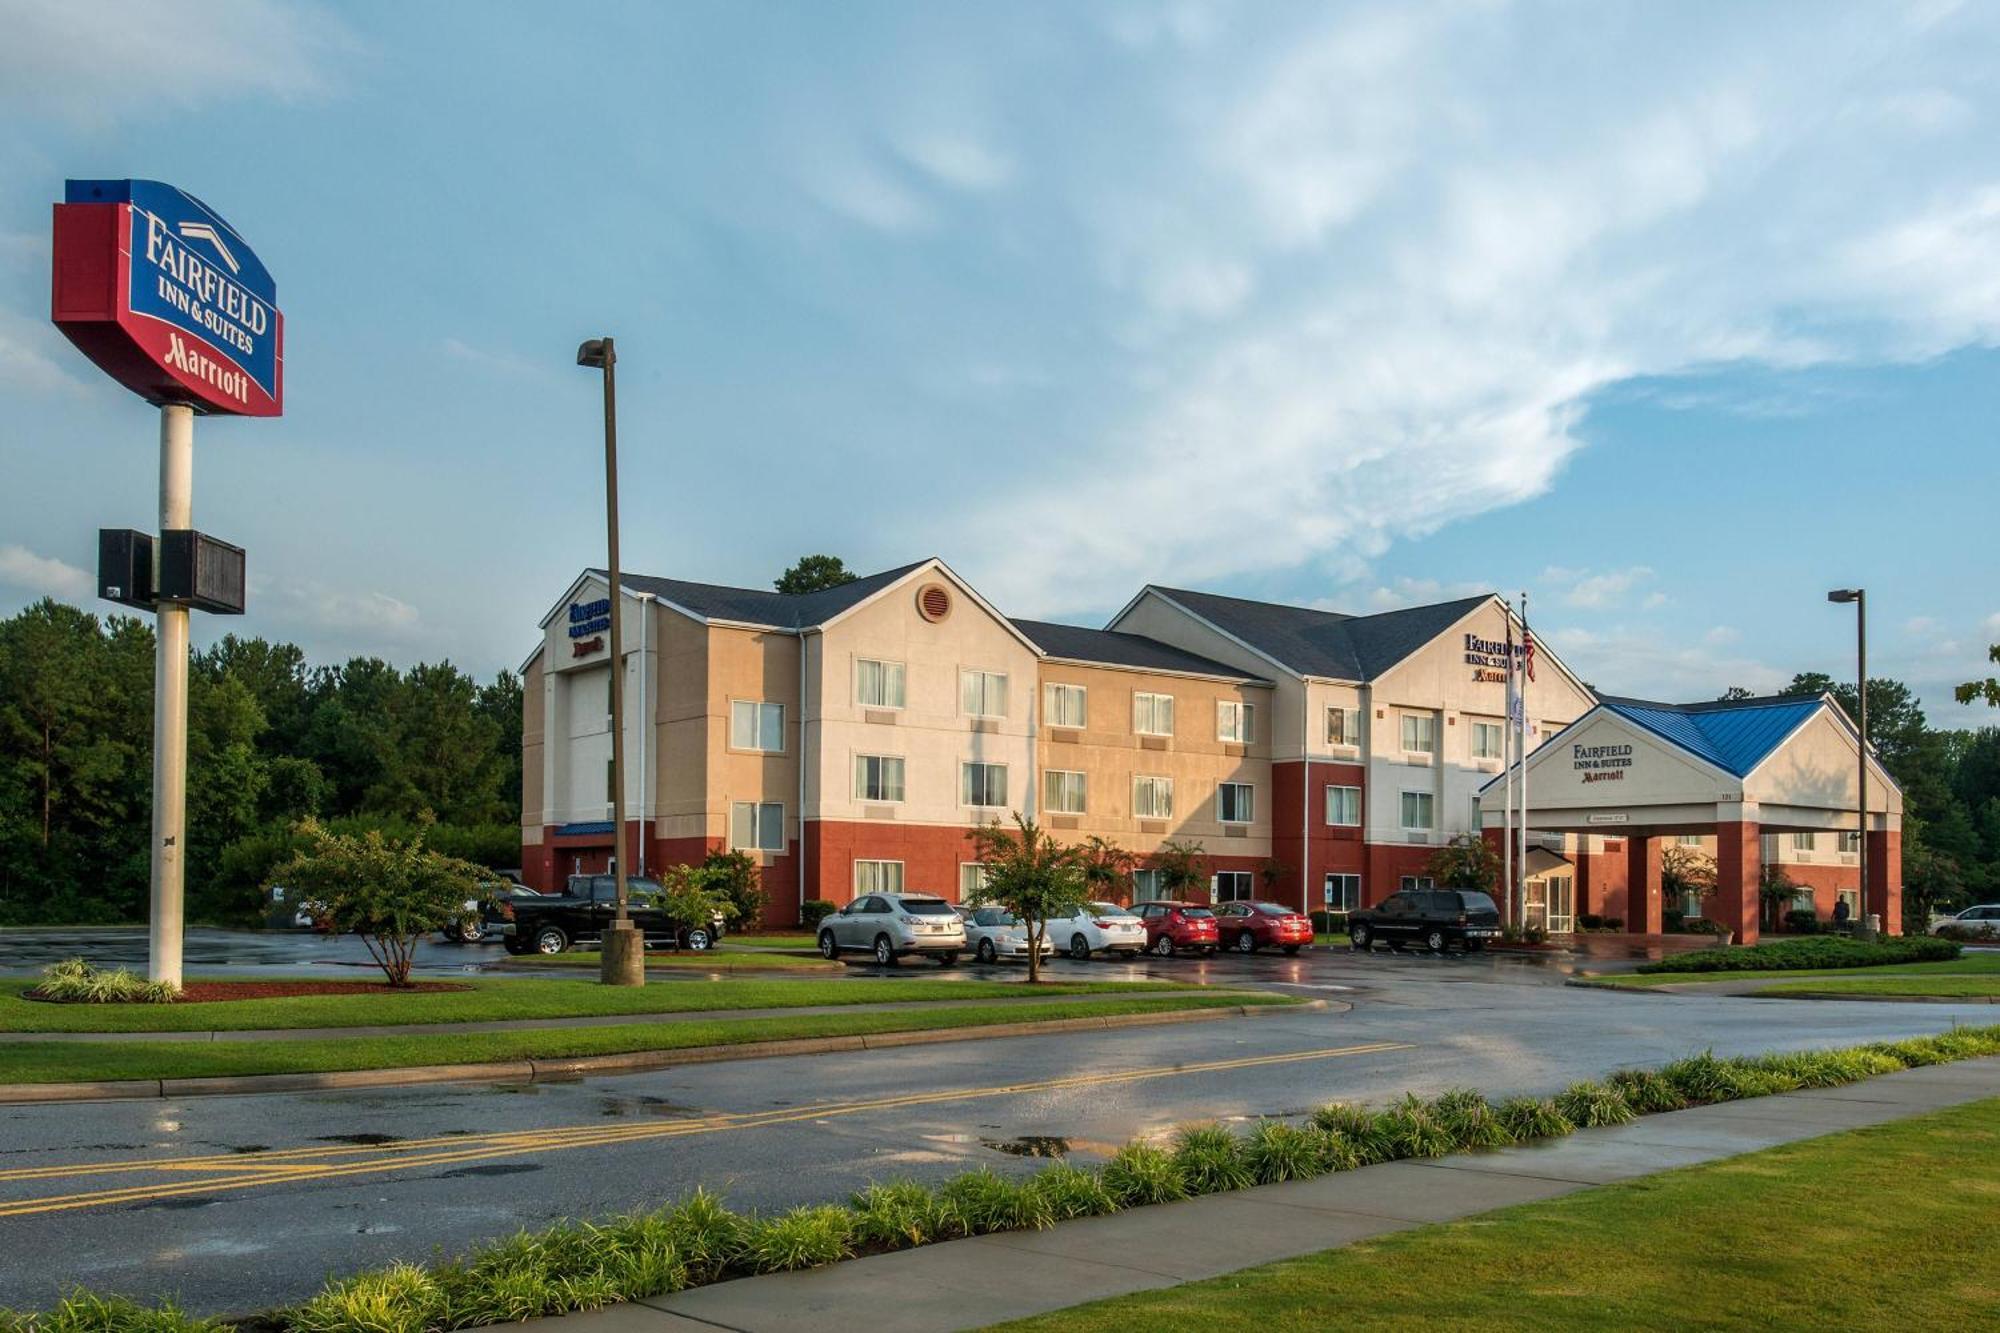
[1130,900,1220,957]
[1214,900,1313,954]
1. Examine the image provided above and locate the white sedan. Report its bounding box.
[1043,901,1148,960]
[1932,904,2000,938]
[960,906,1057,964]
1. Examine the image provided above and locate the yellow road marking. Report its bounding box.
[0,1041,1412,1219]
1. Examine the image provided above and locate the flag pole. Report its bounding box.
[1518,591,1532,930]
[1502,602,1515,928]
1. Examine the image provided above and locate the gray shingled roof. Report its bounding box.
[1009,619,1269,682]
[1145,587,1495,681]
[592,560,930,630]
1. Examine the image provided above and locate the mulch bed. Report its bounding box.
[24,980,474,1005]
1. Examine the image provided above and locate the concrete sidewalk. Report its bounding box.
[531,1056,2000,1333]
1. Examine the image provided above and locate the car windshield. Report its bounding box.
[1182,907,1215,919]
[976,908,1021,926]
[901,898,958,916]
[1457,892,1500,913]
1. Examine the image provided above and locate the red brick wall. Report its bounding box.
[803,820,984,908]
[1273,760,1366,914]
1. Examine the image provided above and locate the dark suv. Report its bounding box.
[502,875,727,955]
[1349,888,1502,954]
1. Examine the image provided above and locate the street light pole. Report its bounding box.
[579,336,643,986]
[1828,588,1870,940]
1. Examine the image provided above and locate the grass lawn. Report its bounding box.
[500,950,841,973]
[0,992,1296,1083]
[1581,953,2000,990]
[0,976,1176,1034]
[1761,974,2000,998]
[727,933,821,950]
[990,1096,2000,1332]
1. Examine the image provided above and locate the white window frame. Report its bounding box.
[730,699,785,753]
[1676,834,1705,847]
[1044,769,1087,815]
[1133,691,1175,737]
[853,754,906,803]
[1400,790,1435,830]
[1400,875,1437,892]
[1400,713,1437,755]
[1216,700,1254,744]
[1132,868,1163,898]
[1133,775,1174,820]
[855,658,907,710]
[854,859,904,895]
[959,862,990,900]
[1324,873,1361,911]
[1838,830,1862,854]
[1790,832,1816,852]
[1326,705,1361,748]
[1217,781,1255,824]
[1213,870,1254,903]
[1325,784,1360,827]
[960,760,1009,809]
[729,801,784,853]
[1470,720,1503,760]
[960,668,1008,719]
[1045,682,1087,729]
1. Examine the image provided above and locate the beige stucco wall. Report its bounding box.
[521,650,545,843]
[1034,660,1274,858]
[702,624,802,852]
[1110,591,1306,757]
[1746,709,1901,819]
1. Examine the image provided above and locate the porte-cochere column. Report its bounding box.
[1625,835,1662,934]
[1713,819,1762,945]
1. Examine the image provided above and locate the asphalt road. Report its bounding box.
[1,940,1991,1316]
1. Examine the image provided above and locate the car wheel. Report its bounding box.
[818,930,840,959]
[935,952,958,967]
[1235,932,1257,954]
[1350,924,1372,951]
[1427,929,1447,954]
[459,921,485,944]
[1151,935,1175,957]
[977,938,997,964]
[503,937,530,956]
[686,928,712,951]
[534,926,569,955]
[1069,934,1092,960]
[874,934,898,967]
[1282,944,1301,956]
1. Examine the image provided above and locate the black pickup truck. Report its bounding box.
[500,874,727,956]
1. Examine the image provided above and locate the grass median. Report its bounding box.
[989,1094,2000,1332]
[499,950,840,973]
[0,976,1179,1034]
[1580,953,2000,990]
[0,993,1297,1084]
[1761,973,2000,999]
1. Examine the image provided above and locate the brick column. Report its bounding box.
[1625,835,1661,934]
[1481,826,1511,926]
[1867,829,1902,936]
[1713,820,1761,945]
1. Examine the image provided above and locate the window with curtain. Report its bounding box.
[1134,692,1175,736]
[1325,785,1360,827]
[1400,791,1434,829]
[1471,720,1503,759]
[1216,700,1254,743]
[855,658,906,708]
[1045,682,1087,728]
[1791,832,1816,852]
[729,801,783,852]
[1044,769,1086,814]
[1400,713,1437,753]
[1326,706,1361,747]
[1217,782,1254,823]
[730,700,785,752]
[960,761,1008,808]
[1134,775,1173,819]
[961,669,1008,718]
[959,863,989,899]
[853,754,906,802]
[854,860,904,895]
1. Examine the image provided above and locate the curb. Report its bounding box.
[1742,990,1998,1004]
[0,1000,1325,1105]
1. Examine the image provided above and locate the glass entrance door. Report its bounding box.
[1546,875,1574,934]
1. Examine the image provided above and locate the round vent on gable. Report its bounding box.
[917,583,953,623]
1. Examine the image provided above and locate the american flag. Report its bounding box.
[1523,626,1537,683]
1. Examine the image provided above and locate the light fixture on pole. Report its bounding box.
[1827,588,1871,940]
[579,336,643,986]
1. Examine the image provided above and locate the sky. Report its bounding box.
[1,0,1996,725]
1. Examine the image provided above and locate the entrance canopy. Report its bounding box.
[1478,693,1901,837]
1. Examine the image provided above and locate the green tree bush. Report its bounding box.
[267,819,487,985]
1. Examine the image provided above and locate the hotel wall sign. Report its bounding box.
[1573,742,1633,784]
[1462,633,1524,684]
[568,597,612,638]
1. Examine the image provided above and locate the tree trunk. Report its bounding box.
[41,720,51,849]
[1027,916,1040,984]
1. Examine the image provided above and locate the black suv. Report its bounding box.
[1349,888,1502,954]
[502,875,727,956]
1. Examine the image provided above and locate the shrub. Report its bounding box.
[849,1180,958,1250]
[267,820,487,986]
[1579,912,1603,930]
[1659,1051,1788,1104]
[940,1168,1053,1234]
[661,1188,747,1284]
[29,958,178,1004]
[1101,1141,1187,1206]
[1496,1096,1575,1141]
[1634,935,1959,974]
[1783,908,1819,935]
[1310,910,1350,935]
[1608,1068,1688,1113]
[1663,909,1687,934]
[800,899,837,930]
[1553,1081,1636,1127]
[291,1262,442,1333]
[1376,1094,1459,1159]
[1026,1162,1120,1220]
[1603,916,1624,931]
[743,1205,854,1273]
[1428,1088,1515,1149]
[1242,1120,1326,1184]
[698,849,766,931]
[1171,1123,1257,1194]
[1305,1126,1363,1173]
[1308,1102,1392,1164]
[0,1292,226,1333]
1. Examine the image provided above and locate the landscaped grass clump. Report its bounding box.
[11,1024,1999,1333]
[27,959,177,1005]
[1634,934,1958,975]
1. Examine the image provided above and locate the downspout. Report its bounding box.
[798,628,813,922]
[1300,685,1311,916]
[637,593,651,877]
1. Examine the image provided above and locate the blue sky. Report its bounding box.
[1,1,1996,724]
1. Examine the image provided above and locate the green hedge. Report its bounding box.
[1634,935,1959,975]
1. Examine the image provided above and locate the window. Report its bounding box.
[853,754,906,803]
[1324,873,1361,911]
[1214,870,1254,902]
[1132,868,1162,898]
[1837,888,1860,919]
[1400,791,1435,829]
[1400,713,1437,754]
[855,658,906,709]
[961,669,1008,718]
[1045,682,1087,728]
[1326,706,1361,748]
[959,863,989,899]
[1217,700,1255,743]
[1217,782,1255,824]
[1471,721,1503,760]
[1791,832,1816,852]
[1325,785,1360,827]
[1044,769,1087,815]
[961,761,1008,808]
[854,860,904,895]
[1399,875,1436,892]
[1134,775,1174,820]
[1676,834,1705,846]
[1791,887,1815,913]
[1134,691,1175,736]
[730,700,785,752]
[729,801,783,853]
[1839,830,1862,854]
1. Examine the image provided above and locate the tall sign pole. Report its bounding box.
[53,180,282,990]
[1502,602,1515,924]
[1517,592,1531,930]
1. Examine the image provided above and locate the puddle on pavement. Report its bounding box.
[981,1136,1072,1158]
[228,1144,270,1154]
[314,1133,401,1146]
[596,1094,707,1119]
[434,1163,542,1179]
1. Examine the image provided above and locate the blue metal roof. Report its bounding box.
[552,821,615,837]
[1597,695,1826,778]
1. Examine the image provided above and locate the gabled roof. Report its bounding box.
[595,560,930,630]
[1595,694,1825,779]
[1139,588,1495,682]
[1010,619,1270,683]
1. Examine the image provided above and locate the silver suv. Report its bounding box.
[817,893,966,966]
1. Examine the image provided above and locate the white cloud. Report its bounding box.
[1543,566,1657,611]
[1345,575,1488,613]
[276,585,422,639]
[0,544,91,600]
[896,133,1013,191]
[1705,626,1741,646]
[1550,622,1786,703]
[442,337,545,380]
[800,154,934,233]
[1986,612,2000,636]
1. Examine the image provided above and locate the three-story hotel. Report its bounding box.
[521,558,1900,941]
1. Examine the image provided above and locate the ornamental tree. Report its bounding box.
[267,818,484,986]
[1149,840,1209,899]
[969,815,1089,983]
[1079,836,1136,904]
[1425,834,1499,892]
